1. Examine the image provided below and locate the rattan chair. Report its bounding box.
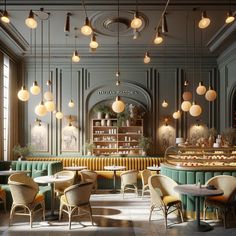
[148,174,183,228]
[8,173,45,228]
[0,186,6,212]
[203,175,236,228]
[59,181,94,229]
[140,169,152,198]
[120,170,139,198]
[80,170,98,193]
[54,170,75,197]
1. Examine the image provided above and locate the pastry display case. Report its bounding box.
[164,146,236,168]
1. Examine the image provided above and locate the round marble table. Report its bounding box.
[104,166,126,193]
[147,166,161,174]
[63,166,87,182]
[0,170,31,176]
[174,184,223,232]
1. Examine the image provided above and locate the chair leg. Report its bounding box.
[69,214,72,230]
[178,203,184,222]
[164,209,168,229]
[141,187,144,199]
[203,202,207,220]
[30,212,33,228]
[149,205,154,221]
[223,207,227,228]
[88,203,94,226]
[59,202,63,221]
[9,204,16,227]
[41,202,45,221]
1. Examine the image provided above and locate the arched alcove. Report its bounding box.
[228,82,236,128]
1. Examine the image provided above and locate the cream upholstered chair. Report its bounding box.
[141,169,152,198]
[80,170,98,193]
[59,181,94,229]
[0,186,6,212]
[203,175,236,228]
[148,174,183,228]
[120,170,139,198]
[8,173,45,228]
[54,170,75,197]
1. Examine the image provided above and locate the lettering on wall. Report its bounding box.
[98,90,139,95]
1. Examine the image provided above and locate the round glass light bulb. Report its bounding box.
[189,103,202,117]
[162,100,168,108]
[25,17,37,29]
[182,91,192,101]
[173,110,181,119]
[198,12,211,29]
[72,51,80,62]
[44,91,53,101]
[112,97,125,113]
[81,25,92,36]
[55,111,64,119]
[131,15,142,29]
[196,82,207,95]
[205,88,217,101]
[90,40,99,49]
[154,35,163,44]
[1,11,10,23]
[144,53,150,64]
[45,101,55,112]
[17,86,30,102]
[30,81,41,95]
[68,99,75,108]
[181,101,191,112]
[226,15,235,24]
[35,101,47,117]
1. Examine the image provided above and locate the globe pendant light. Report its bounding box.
[1,0,10,23]
[198,11,210,29]
[68,61,75,108]
[68,99,75,108]
[35,101,47,116]
[190,101,202,117]
[112,96,125,113]
[18,86,30,102]
[131,0,142,29]
[81,17,93,36]
[89,34,99,50]
[143,52,150,64]
[181,100,191,112]
[55,111,63,119]
[154,28,163,45]
[196,81,206,95]
[182,91,192,101]
[162,100,168,108]
[25,10,37,29]
[225,10,235,24]
[173,110,181,119]
[30,29,41,95]
[72,35,80,62]
[205,86,217,101]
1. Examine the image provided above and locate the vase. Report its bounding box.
[105,113,110,119]
[97,112,102,119]
[107,120,112,126]
[126,119,130,127]
[101,119,106,126]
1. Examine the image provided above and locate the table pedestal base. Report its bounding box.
[45,213,59,221]
[187,220,213,232]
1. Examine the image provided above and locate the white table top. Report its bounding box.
[0,170,31,176]
[147,166,161,171]
[174,184,224,197]
[104,166,126,171]
[63,166,87,171]
[34,175,73,184]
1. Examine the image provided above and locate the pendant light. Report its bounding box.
[25,10,37,29]
[161,13,168,33]
[198,11,210,29]
[72,34,80,63]
[181,101,191,112]
[154,27,163,45]
[81,0,92,36]
[112,0,125,114]
[55,111,64,119]
[143,52,150,64]
[131,0,142,29]
[30,28,41,95]
[205,86,217,101]
[173,110,181,119]
[1,0,10,23]
[162,100,168,108]
[35,18,47,117]
[89,34,99,51]
[68,61,75,108]
[190,19,202,117]
[64,12,71,33]
[225,1,235,24]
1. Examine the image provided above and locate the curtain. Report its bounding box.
[8,59,19,160]
[0,52,3,160]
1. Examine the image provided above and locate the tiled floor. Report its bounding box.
[0,191,235,236]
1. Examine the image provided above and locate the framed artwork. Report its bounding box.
[61,115,79,152]
[30,122,49,152]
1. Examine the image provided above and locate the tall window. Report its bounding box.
[3,56,9,161]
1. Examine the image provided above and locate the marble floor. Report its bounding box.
[0,191,235,236]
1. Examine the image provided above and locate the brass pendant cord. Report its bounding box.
[41,19,44,100]
[34,28,37,83]
[81,0,88,18]
[193,19,196,101]
[117,0,120,77]
[48,15,51,91]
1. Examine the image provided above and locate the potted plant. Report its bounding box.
[83,141,95,156]
[138,136,152,156]
[93,104,110,119]
[13,144,33,161]
[117,106,130,127]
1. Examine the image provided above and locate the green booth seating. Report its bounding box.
[161,163,236,218]
[0,160,63,210]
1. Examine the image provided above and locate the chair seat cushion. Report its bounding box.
[206,195,228,205]
[34,194,44,203]
[61,195,68,205]
[163,195,180,206]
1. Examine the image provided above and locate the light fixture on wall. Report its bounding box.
[81,0,93,36]
[89,34,99,51]
[25,10,37,29]
[68,61,75,108]
[131,0,142,29]
[198,11,211,29]
[72,34,80,63]
[112,0,125,114]
[35,17,48,117]
[30,29,41,95]
[143,52,150,64]
[162,100,168,108]
[154,27,164,45]
[64,12,71,33]
[1,0,10,23]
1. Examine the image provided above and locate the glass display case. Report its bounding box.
[164,146,236,168]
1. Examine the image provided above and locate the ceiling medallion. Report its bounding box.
[91,11,148,37]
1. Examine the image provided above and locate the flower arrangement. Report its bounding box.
[13,144,33,160]
[138,136,152,154]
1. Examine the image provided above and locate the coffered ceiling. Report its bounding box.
[0,0,235,59]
